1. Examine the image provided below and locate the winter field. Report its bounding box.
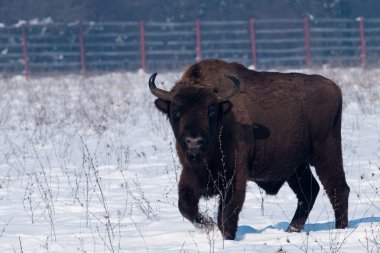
[0,67,379,253]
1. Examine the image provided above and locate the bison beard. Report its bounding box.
[149,59,350,240]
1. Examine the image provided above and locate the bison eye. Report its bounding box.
[171,110,181,120]
[208,104,218,119]
[170,104,182,121]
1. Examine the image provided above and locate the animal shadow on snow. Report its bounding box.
[236,216,380,240]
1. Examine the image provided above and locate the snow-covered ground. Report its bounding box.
[0,67,379,253]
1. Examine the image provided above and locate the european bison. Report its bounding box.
[149,59,350,240]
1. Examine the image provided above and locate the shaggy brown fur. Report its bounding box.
[149,59,350,240]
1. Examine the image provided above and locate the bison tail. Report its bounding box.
[333,95,343,139]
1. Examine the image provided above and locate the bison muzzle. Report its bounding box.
[149,59,350,240]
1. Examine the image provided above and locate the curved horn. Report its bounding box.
[149,73,171,101]
[219,75,241,101]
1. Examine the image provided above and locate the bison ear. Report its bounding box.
[154,99,170,114]
[220,101,232,115]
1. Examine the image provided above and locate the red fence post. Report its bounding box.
[195,20,202,61]
[79,21,86,77]
[20,24,30,79]
[358,17,367,68]
[249,18,257,69]
[304,16,312,68]
[140,21,147,72]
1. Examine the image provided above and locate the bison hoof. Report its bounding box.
[335,220,348,229]
[193,213,215,232]
[222,232,236,240]
[286,225,302,233]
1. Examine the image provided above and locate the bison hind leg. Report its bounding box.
[286,163,320,232]
[312,135,350,229]
[255,180,286,195]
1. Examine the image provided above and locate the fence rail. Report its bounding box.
[1,18,380,77]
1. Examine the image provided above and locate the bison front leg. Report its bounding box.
[217,180,246,240]
[178,175,214,231]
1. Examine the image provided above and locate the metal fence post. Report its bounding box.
[358,17,367,68]
[195,20,202,61]
[249,18,257,69]
[140,21,147,71]
[79,21,86,77]
[304,16,311,68]
[20,24,30,79]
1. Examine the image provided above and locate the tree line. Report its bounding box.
[0,0,378,24]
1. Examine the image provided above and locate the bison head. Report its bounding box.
[149,73,240,164]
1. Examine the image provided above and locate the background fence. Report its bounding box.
[1,18,380,77]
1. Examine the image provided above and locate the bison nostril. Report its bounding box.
[197,139,205,147]
[184,137,204,149]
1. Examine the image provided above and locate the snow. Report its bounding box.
[29,17,54,26]
[12,18,54,27]
[13,20,27,28]
[0,68,379,253]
